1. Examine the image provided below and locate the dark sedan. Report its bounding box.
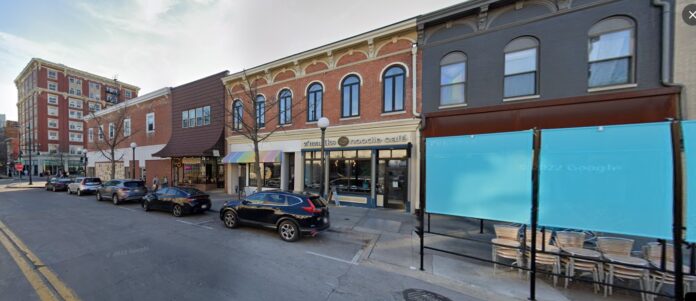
[45,178,73,192]
[96,179,147,205]
[219,191,330,242]
[141,187,211,217]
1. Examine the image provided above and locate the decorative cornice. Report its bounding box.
[14,58,140,91]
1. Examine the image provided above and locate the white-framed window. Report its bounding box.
[98,126,104,141]
[69,132,83,142]
[588,17,635,88]
[146,112,155,133]
[47,68,58,80]
[108,122,115,139]
[47,94,59,105]
[88,82,101,100]
[440,52,467,106]
[69,145,82,155]
[203,106,211,125]
[88,102,101,112]
[68,77,82,96]
[68,109,83,119]
[48,81,58,91]
[123,118,131,137]
[69,121,83,131]
[188,109,195,127]
[196,107,203,126]
[48,130,59,140]
[124,89,132,99]
[48,119,59,129]
[504,37,539,98]
[48,144,59,152]
[88,128,94,142]
[182,111,188,128]
[105,87,118,103]
[48,106,59,116]
[68,98,83,109]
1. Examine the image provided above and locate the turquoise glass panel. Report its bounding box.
[682,121,696,242]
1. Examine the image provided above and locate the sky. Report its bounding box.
[0,0,465,121]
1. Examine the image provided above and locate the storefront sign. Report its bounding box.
[303,134,409,148]
[182,158,201,164]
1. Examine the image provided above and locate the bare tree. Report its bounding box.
[223,70,307,193]
[89,104,139,180]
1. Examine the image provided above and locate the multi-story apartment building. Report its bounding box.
[223,18,421,211]
[14,58,139,176]
[85,88,171,183]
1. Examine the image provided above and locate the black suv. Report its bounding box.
[219,191,330,242]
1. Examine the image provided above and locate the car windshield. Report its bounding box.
[59,179,73,183]
[123,181,145,188]
[85,178,101,184]
[178,188,205,196]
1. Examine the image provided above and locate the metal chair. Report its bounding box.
[556,231,603,292]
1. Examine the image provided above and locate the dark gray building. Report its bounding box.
[418,0,681,137]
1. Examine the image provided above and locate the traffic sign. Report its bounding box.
[14,163,24,171]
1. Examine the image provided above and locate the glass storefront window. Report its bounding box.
[328,150,372,196]
[304,152,323,192]
[246,163,281,188]
[180,157,222,185]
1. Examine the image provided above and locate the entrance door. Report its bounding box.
[384,159,408,209]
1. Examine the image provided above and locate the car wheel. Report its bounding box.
[96,192,102,201]
[223,210,238,229]
[77,189,82,196]
[112,194,119,205]
[172,205,183,217]
[278,220,300,242]
[142,201,150,212]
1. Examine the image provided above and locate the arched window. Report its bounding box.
[588,17,635,88]
[278,89,292,125]
[440,52,466,106]
[383,66,405,112]
[341,75,360,118]
[232,100,243,131]
[255,95,265,127]
[504,37,538,98]
[307,83,323,122]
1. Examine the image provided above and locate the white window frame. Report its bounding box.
[123,118,131,137]
[88,128,94,142]
[48,131,59,141]
[47,94,59,105]
[48,118,59,129]
[68,109,83,119]
[69,132,83,142]
[48,81,58,91]
[47,106,59,116]
[146,112,155,133]
[98,126,104,141]
[69,121,83,131]
[68,98,83,109]
[108,122,115,139]
[47,68,58,80]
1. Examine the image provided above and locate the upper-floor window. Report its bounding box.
[182,110,189,128]
[341,75,360,118]
[98,126,104,141]
[188,109,195,128]
[196,107,203,126]
[47,94,59,105]
[203,106,211,125]
[504,37,539,99]
[47,69,58,80]
[47,106,59,116]
[88,102,101,112]
[68,98,83,109]
[69,132,83,142]
[48,131,59,141]
[440,52,467,106]
[88,128,94,142]
[105,87,118,103]
[88,82,101,100]
[48,119,58,129]
[123,118,131,137]
[233,100,243,130]
[48,81,58,91]
[68,77,83,96]
[256,95,265,127]
[279,89,292,125]
[383,65,406,112]
[68,109,83,119]
[307,83,323,122]
[124,89,132,99]
[69,121,83,131]
[146,112,155,133]
[108,123,115,139]
[588,16,635,88]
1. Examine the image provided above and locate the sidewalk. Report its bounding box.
[204,190,640,300]
[5,180,47,189]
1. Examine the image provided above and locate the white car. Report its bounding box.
[67,177,103,196]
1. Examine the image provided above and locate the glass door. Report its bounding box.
[383,159,408,209]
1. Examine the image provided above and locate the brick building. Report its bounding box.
[85,88,171,184]
[1,120,20,176]
[14,58,139,176]
[223,18,421,211]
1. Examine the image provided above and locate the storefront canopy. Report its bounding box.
[222,150,281,164]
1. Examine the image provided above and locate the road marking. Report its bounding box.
[176,219,214,230]
[350,248,363,264]
[306,251,358,265]
[117,207,138,212]
[0,219,81,301]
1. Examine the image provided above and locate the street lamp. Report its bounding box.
[130,142,137,179]
[317,117,330,197]
[81,149,88,176]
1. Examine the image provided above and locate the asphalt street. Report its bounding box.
[0,183,480,301]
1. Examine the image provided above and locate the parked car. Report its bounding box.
[67,177,102,196]
[141,187,212,217]
[45,177,73,192]
[219,191,330,242]
[96,179,147,205]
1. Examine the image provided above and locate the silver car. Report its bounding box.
[67,177,102,196]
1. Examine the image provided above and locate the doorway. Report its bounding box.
[380,159,408,209]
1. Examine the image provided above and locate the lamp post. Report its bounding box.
[27,125,32,185]
[81,149,88,176]
[130,142,137,179]
[317,117,330,197]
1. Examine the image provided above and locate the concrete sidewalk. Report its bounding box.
[5,180,47,189]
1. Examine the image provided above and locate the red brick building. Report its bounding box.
[85,88,171,184]
[2,120,20,176]
[223,18,422,211]
[14,58,139,176]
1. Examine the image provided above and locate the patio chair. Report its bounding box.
[525,228,562,287]
[597,237,650,301]
[492,224,523,276]
[642,242,696,299]
[556,231,603,292]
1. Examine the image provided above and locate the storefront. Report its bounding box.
[171,156,224,190]
[224,119,421,211]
